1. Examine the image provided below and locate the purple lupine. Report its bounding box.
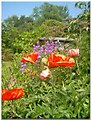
[20,67,25,71]
[54,40,59,47]
[20,62,27,72]
[21,63,26,67]
[33,38,61,56]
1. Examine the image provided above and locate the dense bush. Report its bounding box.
[11,19,67,53]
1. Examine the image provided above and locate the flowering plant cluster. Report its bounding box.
[33,38,60,57]
[2,38,79,101]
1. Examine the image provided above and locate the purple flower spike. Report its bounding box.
[20,67,24,71]
[21,64,26,67]
[33,37,60,57]
[49,38,53,43]
[21,62,24,65]
[21,62,26,67]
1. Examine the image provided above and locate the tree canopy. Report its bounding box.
[32,2,69,22]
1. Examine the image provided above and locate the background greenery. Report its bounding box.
[2,2,90,119]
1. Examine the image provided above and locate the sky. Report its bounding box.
[1,1,84,21]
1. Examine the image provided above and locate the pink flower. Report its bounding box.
[68,48,79,57]
[40,68,50,80]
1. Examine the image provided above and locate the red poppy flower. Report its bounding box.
[21,52,38,63]
[47,53,75,68]
[47,53,64,67]
[2,88,24,101]
[58,56,75,67]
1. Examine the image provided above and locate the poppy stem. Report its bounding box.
[51,69,56,116]
[31,63,34,79]
[75,59,80,75]
[10,100,22,118]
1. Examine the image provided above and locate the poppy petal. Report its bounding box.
[2,88,24,101]
[21,52,38,63]
[48,53,75,68]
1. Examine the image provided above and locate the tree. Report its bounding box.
[2,23,19,48]
[32,2,69,26]
[40,3,69,21]
[4,15,19,26]
[66,2,90,39]
[75,2,90,22]
[32,7,40,20]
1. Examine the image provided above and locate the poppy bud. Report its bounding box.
[40,68,50,80]
[68,48,79,57]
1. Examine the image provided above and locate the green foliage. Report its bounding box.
[2,24,19,49]
[2,48,13,61]
[76,2,90,25]
[2,17,67,54]
[75,2,90,10]
[3,15,34,32]
[32,19,67,38]
[11,19,67,53]
[12,32,34,53]
[2,15,34,53]
[66,2,90,38]
[32,2,69,22]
